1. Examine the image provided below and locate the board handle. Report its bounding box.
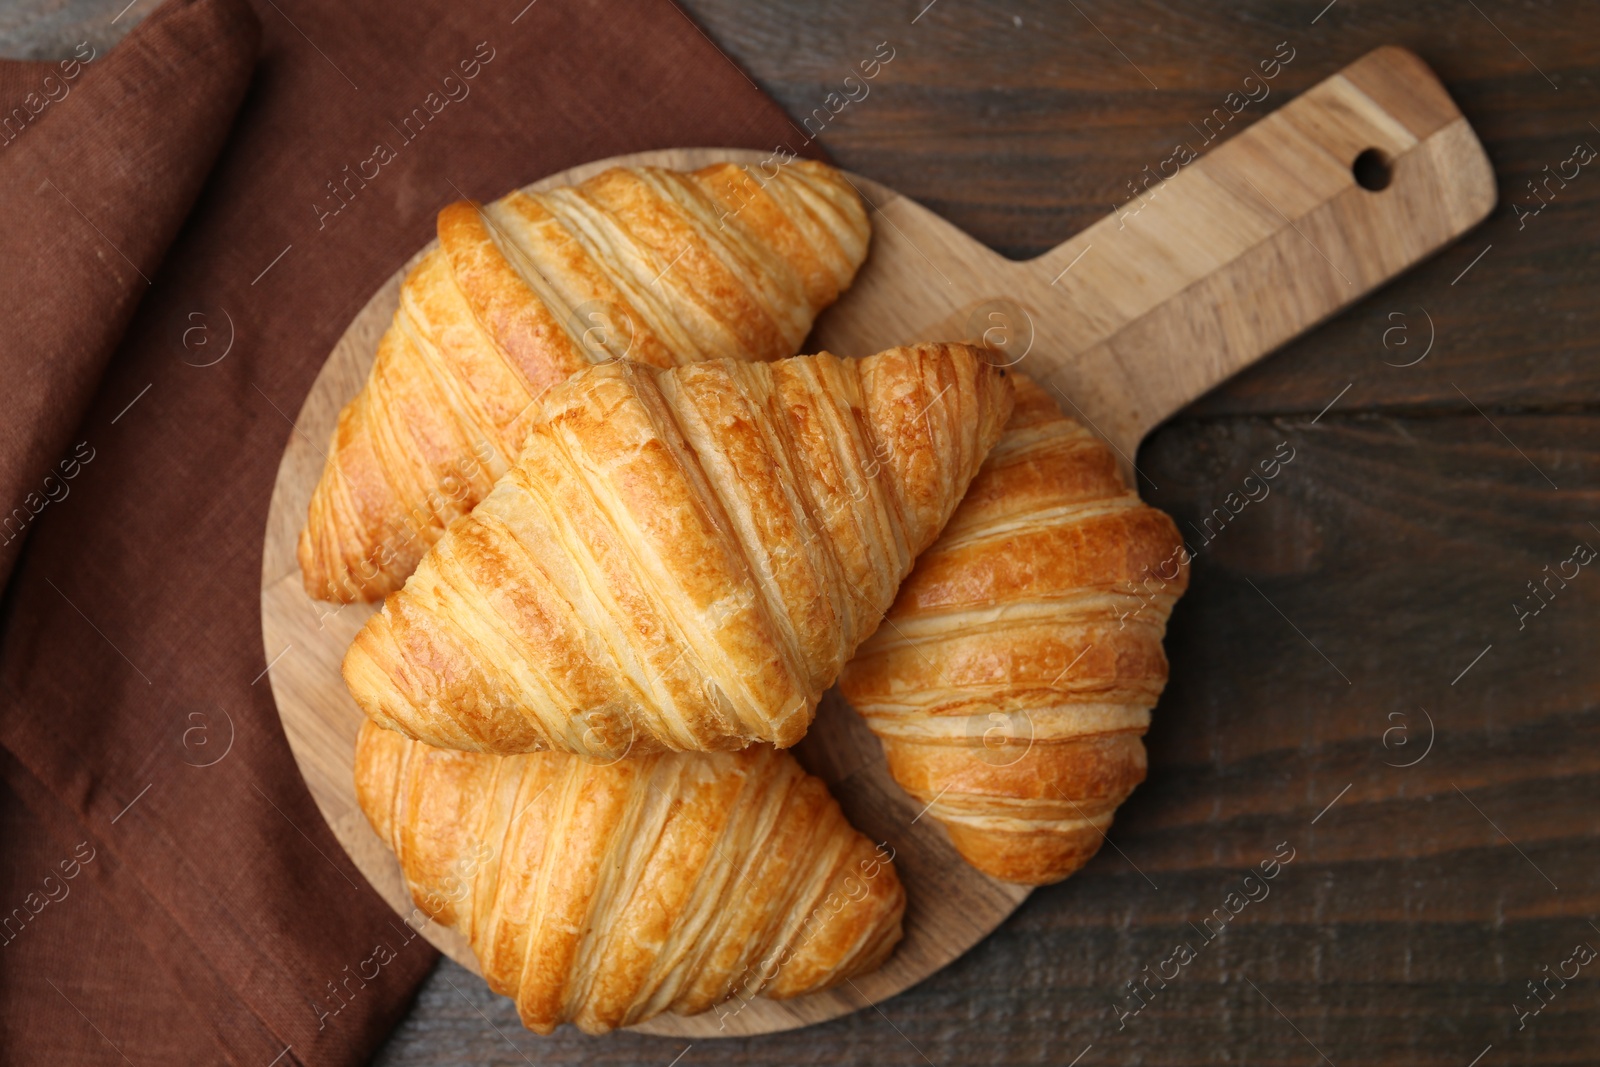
[1026,46,1495,463]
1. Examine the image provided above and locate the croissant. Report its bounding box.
[354,720,904,1035]
[838,373,1189,886]
[342,343,1013,757]
[299,160,871,603]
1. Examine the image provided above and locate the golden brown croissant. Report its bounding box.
[354,720,904,1035]
[299,160,871,603]
[343,342,1015,757]
[838,373,1188,886]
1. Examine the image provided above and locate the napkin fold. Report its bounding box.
[0,0,815,1061]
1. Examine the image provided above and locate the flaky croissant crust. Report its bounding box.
[300,160,871,603]
[839,373,1188,885]
[344,343,1014,757]
[355,721,905,1035]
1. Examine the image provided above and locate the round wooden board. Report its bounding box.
[259,147,1031,1039]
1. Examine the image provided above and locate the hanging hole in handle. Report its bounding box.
[1352,148,1392,191]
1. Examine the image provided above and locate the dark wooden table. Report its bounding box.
[10,1,1596,1063]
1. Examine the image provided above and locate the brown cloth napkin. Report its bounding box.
[0,0,814,1062]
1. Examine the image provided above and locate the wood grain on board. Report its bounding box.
[805,44,1494,470]
[711,0,1600,422]
[259,43,1511,1046]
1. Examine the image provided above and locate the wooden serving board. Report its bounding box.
[260,46,1493,1039]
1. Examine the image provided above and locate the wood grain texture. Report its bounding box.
[804,45,1495,468]
[700,0,1600,421]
